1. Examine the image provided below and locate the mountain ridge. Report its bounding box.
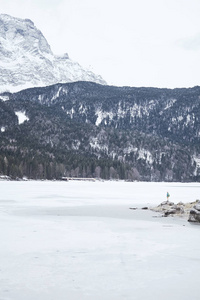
[0,81,199,181]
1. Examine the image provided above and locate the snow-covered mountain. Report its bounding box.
[0,14,106,92]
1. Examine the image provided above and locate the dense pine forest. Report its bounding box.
[0,82,200,181]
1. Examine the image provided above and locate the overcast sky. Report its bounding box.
[1,0,200,88]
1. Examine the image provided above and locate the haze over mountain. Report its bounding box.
[0,14,106,92]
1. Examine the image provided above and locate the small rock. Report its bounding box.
[160,200,174,206]
[164,208,177,217]
[194,204,200,211]
[188,208,200,223]
[171,205,184,214]
[190,209,200,215]
[142,207,148,210]
[171,204,177,209]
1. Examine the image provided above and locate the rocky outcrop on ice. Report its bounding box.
[151,200,200,222]
[188,201,200,223]
[0,14,106,92]
[151,200,186,217]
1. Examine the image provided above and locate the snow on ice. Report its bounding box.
[0,181,200,300]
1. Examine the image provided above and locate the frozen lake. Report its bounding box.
[0,180,200,300]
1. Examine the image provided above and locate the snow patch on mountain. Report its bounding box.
[89,137,108,153]
[15,111,29,124]
[178,116,184,121]
[123,146,138,154]
[164,98,177,110]
[95,110,114,126]
[0,95,9,101]
[137,149,153,164]
[72,140,81,150]
[193,156,200,176]
[65,108,75,119]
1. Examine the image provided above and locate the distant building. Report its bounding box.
[61,177,95,182]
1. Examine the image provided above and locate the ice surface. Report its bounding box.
[0,181,200,300]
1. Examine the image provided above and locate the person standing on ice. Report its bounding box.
[167,192,170,201]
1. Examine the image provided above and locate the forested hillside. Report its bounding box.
[0,82,200,181]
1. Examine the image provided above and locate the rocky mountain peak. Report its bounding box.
[0,14,52,57]
[0,14,106,92]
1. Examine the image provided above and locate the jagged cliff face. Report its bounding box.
[0,82,200,181]
[0,14,106,92]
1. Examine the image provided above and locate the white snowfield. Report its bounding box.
[15,111,29,124]
[0,181,200,300]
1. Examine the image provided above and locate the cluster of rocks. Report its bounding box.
[151,200,200,223]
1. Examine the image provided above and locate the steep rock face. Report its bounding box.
[0,14,106,92]
[0,82,200,181]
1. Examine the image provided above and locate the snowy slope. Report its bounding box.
[0,14,106,92]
